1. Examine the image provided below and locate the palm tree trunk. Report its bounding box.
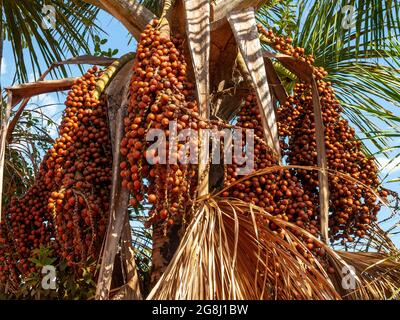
[150,220,183,288]
[118,218,142,299]
[94,55,138,300]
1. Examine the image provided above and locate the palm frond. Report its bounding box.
[147,195,400,300]
[257,0,298,37]
[148,197,341,300]
[2,0,101,83]
[296,1,400,158]
[332,251,400,299]
[296,0,400,61]
[2,102,56,207]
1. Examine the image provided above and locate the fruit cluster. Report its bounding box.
[257,24,327,80]
[224,25,387,245]
[45,67,111,264]
[120,20,198,227]
[0,67,112,285]
[223,95,321,247]
[0,160,54,282]
[278,81,386,242]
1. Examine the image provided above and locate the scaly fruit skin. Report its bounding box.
[0,67,112,286]
[121,20,198,226]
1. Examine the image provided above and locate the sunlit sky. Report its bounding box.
[1,9,399,246]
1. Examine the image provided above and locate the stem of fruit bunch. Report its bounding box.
[0,90,12,221]
[311,78,329,244]
[183,0,211,197]
[94,54,145,301]
[158,0,175,37]
[93,53,136,100]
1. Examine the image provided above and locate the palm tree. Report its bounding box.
[1,0,400,300]
[82,0,400,299]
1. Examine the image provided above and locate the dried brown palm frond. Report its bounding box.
[329,251,400,300]
[211,166,400,299]
[146,164,400,300]
[147,197,341,300]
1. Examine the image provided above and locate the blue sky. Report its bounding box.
[1,8,399,246]
[1,10,135,135]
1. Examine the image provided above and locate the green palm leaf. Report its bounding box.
[2,0,102,83]
[259,0,400,161]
